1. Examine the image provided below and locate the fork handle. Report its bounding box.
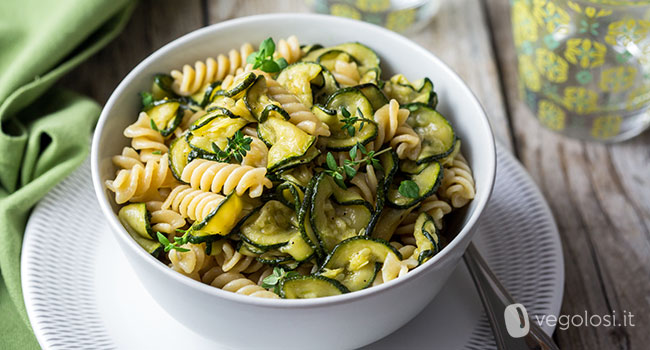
[463,242,559,350]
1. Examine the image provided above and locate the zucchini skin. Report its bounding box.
[386,162,443,209]
[404,103,457,164]
[319,236,402,269]
[297,176,324,259]
[280,275,350,298]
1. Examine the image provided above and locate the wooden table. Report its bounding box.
[61,0,650,348]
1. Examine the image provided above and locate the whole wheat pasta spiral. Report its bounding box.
[123,112,168,162]
[390,123,421,161]
[266,78,331,136]
[162,185,225,222]
[350,165,379,206]
[180,159,272,198]
[170,43,255,96]
[438,153,475,208]
[105,153,173,204]
[275,35,302,64]
[370,99,410,148]
[333,60,361,87]
[146,201,186,234]
[202,266,279,298]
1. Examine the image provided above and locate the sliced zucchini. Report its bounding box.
[387,162,443,209]
[383,74,437,107]
[280,275,349,298]
[239,241,265,257]
[146,100,184,137]
[439,139,461,166]
[371,207,413,241]
[413,212,441,265]
[302,42,381,84]
[298,177,323,258]
[301,43,323,55]
[405,103,456,163]
[244,75,290,122]
[319,236,400,292]
[207,95,256,122]
[278,233,314,262]
[313,67,340,106]
[257,115,317,172]
[191,82,221,108]
[188,193,245,243]
[310,174,373,253]
[168,134,192,182]
[118,203,154,239]
[256,250,293,264]
[357,83,389,111]
[398,160,427,175]
[313,88,377,150]
[276,181,305,211]
[276,62,323,107]
[151,74,176,100]
[317,50,358,72]
[187,112,248,153]
[239,200,300,250]
[215,71,256,99]
[118,203,162,256]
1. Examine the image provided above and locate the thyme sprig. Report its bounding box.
[246,37,289,73]
[211,130,253,163]
[324,143,389,189]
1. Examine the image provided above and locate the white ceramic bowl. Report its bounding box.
[92,14,496,349]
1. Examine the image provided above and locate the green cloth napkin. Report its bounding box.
[0,1,135,348]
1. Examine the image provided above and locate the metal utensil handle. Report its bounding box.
[463,242,560,350]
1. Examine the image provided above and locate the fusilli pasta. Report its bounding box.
[180,159,272,198]
[123,112,168,163]
[274,35,302,64]
[438,153,475,208]
[202,266,280,298]
[146,201,186,234]
[106,153,173,204]
[162,185,225,222]
[266,78,331,136]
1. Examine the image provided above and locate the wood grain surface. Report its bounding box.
[58,0,649,348]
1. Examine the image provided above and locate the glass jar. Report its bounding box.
[511,0,650,142]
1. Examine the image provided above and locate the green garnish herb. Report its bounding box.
[157,231,190,252]
[152,150,162,155]
[398,180,420,198]
[324,143,389,189]
[140,91,154,110]
[339,107,366,137]
[149,118,160,132]
[261,267,300,294]
[246,38,289,73]
[211,130,253,163]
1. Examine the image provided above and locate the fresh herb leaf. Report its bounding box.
[140,91,154,109]
[349,144,358,160]
[246,37,288,73]
[149,118,159,132]
[211,130,253,163]
[152,150,162,155]
[398,180,420,198]
[261,267,296,294]
[323,145,390,190]
[326,152,337,171]
[157,231,190,252]
[276,57,288,70]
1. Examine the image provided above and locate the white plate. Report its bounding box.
[22,145,563,350]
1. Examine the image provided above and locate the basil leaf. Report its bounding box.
[398,180,420,198]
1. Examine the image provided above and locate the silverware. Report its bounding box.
[463,242,560,350]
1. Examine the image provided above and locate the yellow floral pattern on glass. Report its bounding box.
[356,0,391,13]
[567,2,612,18]
[600,66,637,93]
[513,1,538,47]
[564,38,606,68]
[535,48,568,83]
[385,8,416,32]
[626,85,650,111]
[519,55,541,92]
[537,100,566,130]
[330,4,362,20]
[532,0,571,34]
[563,87,598,114]
[591,115,622,139]
[605,19,650,47]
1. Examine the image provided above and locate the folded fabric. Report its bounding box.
[0,1,135,348]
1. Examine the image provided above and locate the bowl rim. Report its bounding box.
[91,13,496,308]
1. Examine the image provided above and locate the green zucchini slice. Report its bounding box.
[216,72,256,99]
[206,95,256,122]
[357,83,389,112]
[256,250,293,264]
[191,81,221,108]
[383,74,437,107]
[118,203,154,239]
[276,62,323,107]
[298,177,323,258]
[398,160,427,175]
[313,67,340,105]
[310,174,373,253]
[257,115,317,172]
[239,200,301,250]
[302,42,381,84]
[151,74,176,100]
[371,207,413,241]
[280,275,349,298]
[405,103,456,163]
[168,134,192,182]
[146,100,184,137]
[314,88,378,150]
[319,236,401,291]
[244,75,290,122]
[118,203,162,256]
[413,212,441,265]
[187,112,248,154]
[239,241,265,257]
[188,193,245,243]
[387,162,443,209]
[276,181,305,211]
